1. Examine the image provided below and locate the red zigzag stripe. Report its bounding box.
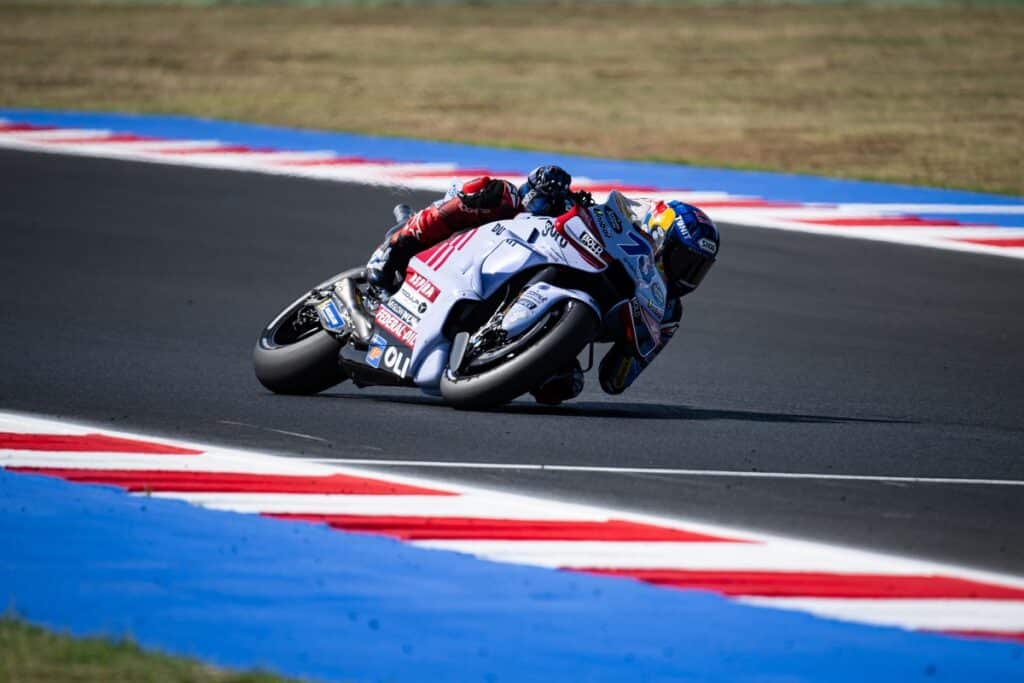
[8,467,453,496]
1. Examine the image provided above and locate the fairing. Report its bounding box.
[363,197,670,390]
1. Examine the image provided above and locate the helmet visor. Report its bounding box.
[664,242,715,293]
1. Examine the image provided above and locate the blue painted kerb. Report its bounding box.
[4,108,1023,208]
[2,469,1022,682]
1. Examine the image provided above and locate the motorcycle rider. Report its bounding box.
[365,166,719,405]
[366,165,575,292]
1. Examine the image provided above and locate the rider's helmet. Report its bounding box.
[641,200,719,296]
[519,165,573,217]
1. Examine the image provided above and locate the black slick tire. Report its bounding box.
[253,330,346,395]
[252,268,359,395]
[440,300,598,410]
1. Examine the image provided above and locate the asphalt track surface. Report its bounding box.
[2,148,1023,574]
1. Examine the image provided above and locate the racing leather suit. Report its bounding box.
[366,177,523,291]
[369,176,682,404]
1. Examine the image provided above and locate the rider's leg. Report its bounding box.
[366,178,521,293]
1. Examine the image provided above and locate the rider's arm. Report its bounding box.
[366,177,522,290]
[402,177,521,244]
[598,297,683,395]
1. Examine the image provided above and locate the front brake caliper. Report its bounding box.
[467,323,507,357]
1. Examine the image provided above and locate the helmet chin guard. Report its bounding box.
[641,200,719,295]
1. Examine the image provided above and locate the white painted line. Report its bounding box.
[413,540,949,575]
[741,597,1024,632]
[218,419,331,443]
[306,459,1024,487]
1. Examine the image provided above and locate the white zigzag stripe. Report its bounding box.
[2,122,1023,261]
[2,409,1024,643]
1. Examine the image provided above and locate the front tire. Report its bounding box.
[253,268,361,395]
[440,300,598,410]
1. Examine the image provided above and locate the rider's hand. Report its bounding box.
[459,177,507,210]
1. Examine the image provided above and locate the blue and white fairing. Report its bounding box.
[366,192,670,390]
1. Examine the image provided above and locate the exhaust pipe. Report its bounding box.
[334,278,373,345]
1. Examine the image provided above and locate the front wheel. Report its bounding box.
[252,267,362,395]
[440,300,599,410]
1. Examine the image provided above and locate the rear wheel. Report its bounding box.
[440,299,598,410]
[252,267,362,395]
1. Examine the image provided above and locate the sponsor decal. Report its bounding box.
[607,208,625,233]
[375,306,418,347]
[541,220,568,248]
[503,288,548,329]
[577,229,605,258]
[518,288,547,311]
[406,269,440,302]
[618,230,652,257]
[592,207,625,237]
[592,207,614,238]
[365,334,387,368]
[699,237,718,255]
[490,223,506,236]
[386,299,420,326]
[397,286,431,316]
[315,299,346,332]
[383,345,411,379]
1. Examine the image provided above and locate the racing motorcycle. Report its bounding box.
[253,191,669,409]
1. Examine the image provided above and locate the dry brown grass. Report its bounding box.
[2,3,1022,194]
[0,616,298,682]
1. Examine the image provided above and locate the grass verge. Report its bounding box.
[0,616,300,683]
[2,2,1022,195]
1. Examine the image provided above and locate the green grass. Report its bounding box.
[2,2,1022,195]
[0,616,302,683]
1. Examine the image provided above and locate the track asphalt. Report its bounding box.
[2,148,1022,574]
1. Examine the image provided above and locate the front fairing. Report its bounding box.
[578,199,669,357]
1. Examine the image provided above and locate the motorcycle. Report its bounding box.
[253,191,670,409]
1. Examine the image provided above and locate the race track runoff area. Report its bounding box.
[1,110,1023,681]
[3,412,1023,681]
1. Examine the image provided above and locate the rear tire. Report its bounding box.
[254,331,347,395]
[253,268,361,395]
[440,300,598,410]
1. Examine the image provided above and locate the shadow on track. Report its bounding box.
[315,391,908,425]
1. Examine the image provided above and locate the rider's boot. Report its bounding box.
[530,360,584,405]
[365,204,418,294]
[366,230,426,294]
